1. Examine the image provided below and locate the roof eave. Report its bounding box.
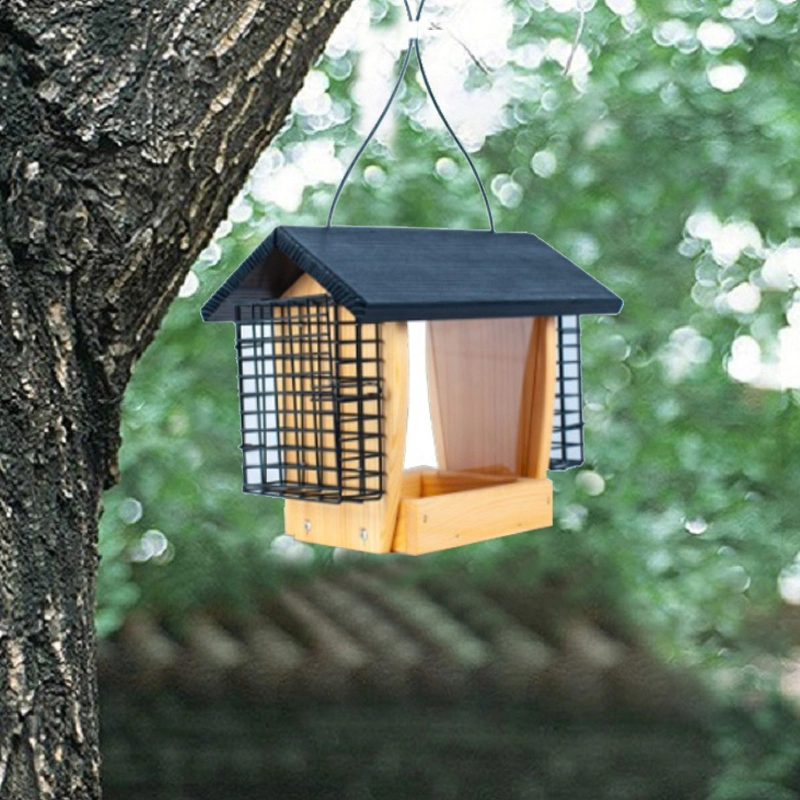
[200,229,278,322]
[275,227,368,317]
[353,296,624,323]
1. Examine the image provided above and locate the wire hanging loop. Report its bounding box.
[326,0,495,232]
[413,37,494,232]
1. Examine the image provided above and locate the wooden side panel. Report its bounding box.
[393,475,552,555]
[517,316,557,480]
[426,318,533,475]
[401,467,424,499]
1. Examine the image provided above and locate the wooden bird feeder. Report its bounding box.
[202,225,622,555]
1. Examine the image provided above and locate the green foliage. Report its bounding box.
[99,0,800,691]
[709,696,800,799]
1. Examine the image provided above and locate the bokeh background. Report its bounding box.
[96,0,800,797]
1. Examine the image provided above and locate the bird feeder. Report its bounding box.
[202,225,622,555]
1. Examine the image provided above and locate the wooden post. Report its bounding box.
[517,317,557,480]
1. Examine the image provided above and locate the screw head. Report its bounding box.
[303,519,312,532]
[359,528,368,542]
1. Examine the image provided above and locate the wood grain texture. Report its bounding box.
[419,469,518,496]
[517,317,557,480]
[392,471,552,556]
[427,318,533,475]
[0,2,352,795]
[425,324,448,470]
[282,273,327,299]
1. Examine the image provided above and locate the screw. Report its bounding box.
[304,519,311,532]
[360,528,368,542]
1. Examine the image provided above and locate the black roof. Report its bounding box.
[201,226,622,323]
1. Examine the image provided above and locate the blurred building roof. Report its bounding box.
[99,564,709,723]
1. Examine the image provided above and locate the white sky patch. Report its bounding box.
[684,211,763,267]
[724,282,761,315]
[118,498,143,524]
[761,243,800,291]
[214,219,234,241]
[228,194,253,223]
[724,312,800,392]
[787,297,800,328]
[653,18,695,47]
[661,326,713,382]
[685,209,721,240]
[404,322,438,469]
[721,0,756,18]
[549,0,578,12]
[363,164,386,188]
[684,517,708,535]
[324,0,372,59]
[130,530,169,563]
[291,139,345,184]
[513,42,546,69]
[697,20,736,51]
[779,563,800,605]
[531,149,558,177]
[727,335,761,384]
[178,271,199,298]
[707,62,748,91]
[545,37,591,78]
[436,156,458,179]
[409,0,518,147]
[251,162,305,211]
[778,326,800,388]
[710,220,761,266]
[491,173,524,208]
[250,140,342,210]
[754,0,778,23]
[605,0,636,16]
[547,0,597,13]
[293,69,332,117]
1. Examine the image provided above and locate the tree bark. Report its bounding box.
[0,0,352,795]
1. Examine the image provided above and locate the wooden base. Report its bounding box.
[287,468,552,556]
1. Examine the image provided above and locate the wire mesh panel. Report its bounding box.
[550,315,584,470]
[235,295,384,503]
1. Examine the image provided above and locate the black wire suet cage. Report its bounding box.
[550,315,584,471]
[235,296,384,503]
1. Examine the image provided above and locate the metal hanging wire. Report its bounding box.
[326,0,495,232]
[563,6,586,76]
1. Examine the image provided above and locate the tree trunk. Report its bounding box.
[0,0,352,795]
